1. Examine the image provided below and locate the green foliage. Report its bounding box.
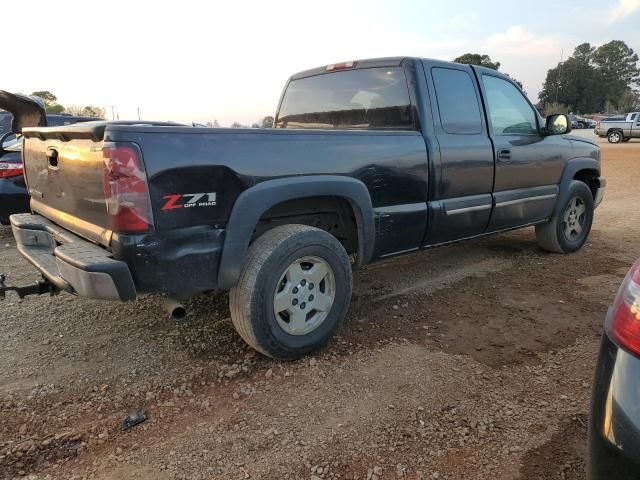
[31,90,65,114]
[46,104,65,114]
[541,102,569,117]
[30,90,57,104]
[618,89,640,112]
[64,104,106,118]
[453,53,523,91]
[453,53,500,70]
[539,41,640,113]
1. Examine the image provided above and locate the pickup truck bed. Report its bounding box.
[4,57,606,359]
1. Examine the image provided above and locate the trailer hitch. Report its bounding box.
[0,273,59,300]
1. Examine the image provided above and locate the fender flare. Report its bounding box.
[217,175,375,289]
[553,157,601,216]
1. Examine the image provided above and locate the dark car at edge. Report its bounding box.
[589,258,640,479]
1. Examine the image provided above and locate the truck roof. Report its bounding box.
[290,56,516,83]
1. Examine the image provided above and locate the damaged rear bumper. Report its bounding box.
[10,213,225,301]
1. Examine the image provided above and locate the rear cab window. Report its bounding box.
[276,67,415,130]
[431,67,483,134]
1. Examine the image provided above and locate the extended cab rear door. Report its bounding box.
[420,60,494,245]
[473,68,562,231]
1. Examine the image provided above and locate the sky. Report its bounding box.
[4,0,640,126]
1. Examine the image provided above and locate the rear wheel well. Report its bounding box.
[253,196,359,256]
[607,128,624,136]
[573,169,600,199]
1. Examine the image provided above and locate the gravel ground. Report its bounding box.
[0,130,638,479]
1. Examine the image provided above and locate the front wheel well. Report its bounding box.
[573,169,600,199]
[253,196,359,257]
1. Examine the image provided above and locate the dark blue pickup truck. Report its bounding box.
[1,57,606,359]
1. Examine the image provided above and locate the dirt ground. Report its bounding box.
[1,131,638,480]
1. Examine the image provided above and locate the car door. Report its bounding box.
[476,71,563,231]
[421,62,494,245]
[632,113,640,137]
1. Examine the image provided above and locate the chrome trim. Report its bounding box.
[446,204,492,216]
[495,193,557,208]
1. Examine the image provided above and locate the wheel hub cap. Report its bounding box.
[562,196,586,241]
[273,256,336,335]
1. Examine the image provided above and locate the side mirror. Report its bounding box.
[545,114,571,135]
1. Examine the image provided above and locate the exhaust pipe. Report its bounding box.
[165,298,187,321]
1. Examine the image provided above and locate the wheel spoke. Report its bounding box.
[575,203,585,216]
[289,308,307,333]
[307,262,330,285]
[274,290,292,314]
[573,222,583,235]
[286,262,305,284]
[564,222,573,238]
[313,292,333,312]
[570,198,578,210]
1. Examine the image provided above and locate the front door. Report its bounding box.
[476,72,563,231]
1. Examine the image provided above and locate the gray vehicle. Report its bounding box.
[595,112,640,143]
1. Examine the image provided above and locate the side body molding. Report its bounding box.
[217,175,375,289]
[553,158,601,216]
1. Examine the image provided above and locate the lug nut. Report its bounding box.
[309,283,314,290]
[292,287,299,294]
[292,299,298,306]
[300,279,307,286]
[300,302,306,309]
[309,295,314,301]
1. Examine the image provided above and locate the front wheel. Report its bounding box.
[535,180,594,253]
[608,131,623,143]
[230,224,353,360]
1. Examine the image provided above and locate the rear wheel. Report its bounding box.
[608,130,623,143]
[229,224,352,360]
[535,180,594,253]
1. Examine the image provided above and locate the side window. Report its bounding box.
[431,68,482,134]
[631,113,637,121]
[481,75,538,135]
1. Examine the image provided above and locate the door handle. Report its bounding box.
[497,149,511,161]
[46,147,59,169]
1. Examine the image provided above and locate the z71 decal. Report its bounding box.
[162,192,217,211]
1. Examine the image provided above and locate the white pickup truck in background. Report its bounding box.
[595,112,640,143]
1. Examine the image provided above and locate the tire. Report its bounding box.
[535,180,594,253]
[608,130,623,143]
[622,137,631,143]
[229,224,353,360]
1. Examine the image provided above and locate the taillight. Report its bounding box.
[607,259,640,356]
[102,142,154,233]
[0,161,23,178]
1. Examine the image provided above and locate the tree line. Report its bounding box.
[454,40,640,116]
[30,90,106,119]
